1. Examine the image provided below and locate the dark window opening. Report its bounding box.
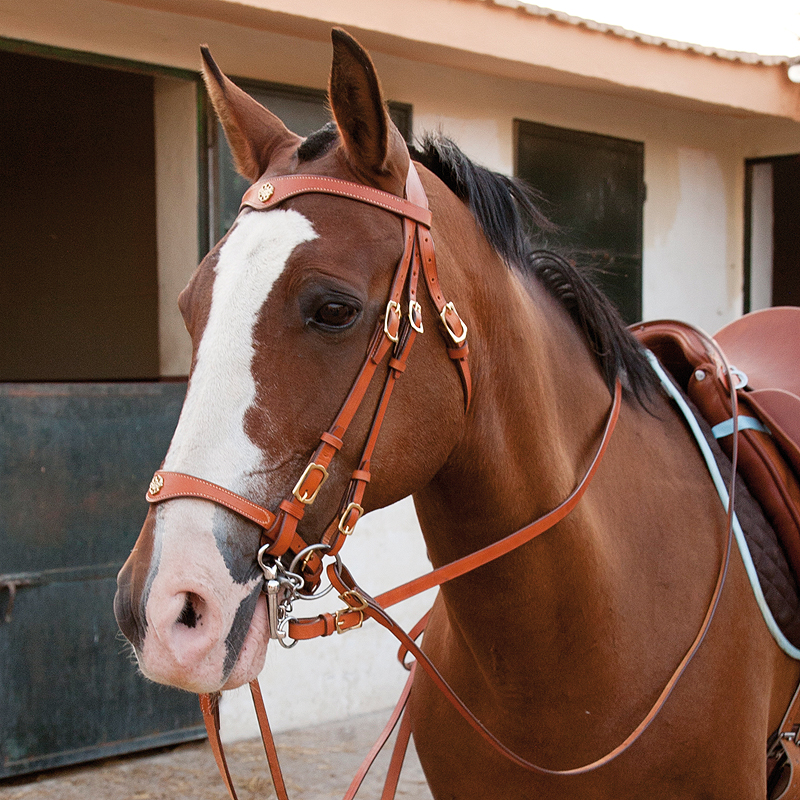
[514,120,644,324]
[744,154,800,312]
[0,50,158,381]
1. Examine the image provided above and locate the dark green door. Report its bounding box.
[0,382,203,778]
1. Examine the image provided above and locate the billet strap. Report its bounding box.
[771,681,800,799]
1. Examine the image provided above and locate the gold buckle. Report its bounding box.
[292,462,329,505]
[338,502,364,535]
[409,301,424,334]
[384,301,401,343]
[439,302,467,344]
[334,590,369,633]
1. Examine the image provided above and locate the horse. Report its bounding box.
[114,28,800,798]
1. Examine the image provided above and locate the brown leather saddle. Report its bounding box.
[632,307,800,800]
[632,307,800,580]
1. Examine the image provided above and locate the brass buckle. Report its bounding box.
[334,589,369,633]
[409,301,424,334]
[292,462,329,505]
[338,502,364,535]
[384,301,401,343]
[439,301,467,344]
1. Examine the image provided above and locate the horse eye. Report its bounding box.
[314,301,358,329]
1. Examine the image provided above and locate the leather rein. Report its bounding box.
[144,161,735,799]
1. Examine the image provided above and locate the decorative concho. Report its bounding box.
[148,473,164,496]
[257,182,275,203]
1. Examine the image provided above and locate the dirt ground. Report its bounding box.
[0,711,433,800]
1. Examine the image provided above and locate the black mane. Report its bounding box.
[410,132,657,405]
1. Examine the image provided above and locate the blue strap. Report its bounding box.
[711,416,770,440]
[644,350,800,661]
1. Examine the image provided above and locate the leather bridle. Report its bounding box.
[140,159,738,799]
[145,162,471,610]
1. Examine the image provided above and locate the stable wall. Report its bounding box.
[6,0,799,343]
[148,46,789,359]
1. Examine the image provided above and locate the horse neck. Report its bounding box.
[417,265,614,565]
[412,262,641,674]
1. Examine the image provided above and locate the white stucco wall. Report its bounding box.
[154,75,199,377]
[642,145,741,332]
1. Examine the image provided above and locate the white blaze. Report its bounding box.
[139,209,317,690]
[165,208,317,486]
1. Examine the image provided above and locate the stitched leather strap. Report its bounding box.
[146,471,276,529]
[241,174,433,227]
[249,679,290,800]
[200,681,291,800]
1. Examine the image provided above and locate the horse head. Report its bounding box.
[114,29,473,693]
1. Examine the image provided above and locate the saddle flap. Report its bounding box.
[750,389,800,476]
[632,316,800,584]
[714,307,800,396]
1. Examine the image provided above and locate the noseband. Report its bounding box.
[145,162,472,618]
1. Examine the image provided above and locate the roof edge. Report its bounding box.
[493,0,794,65]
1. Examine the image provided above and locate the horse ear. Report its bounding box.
[328,29,409,192]
[200,46,302,183]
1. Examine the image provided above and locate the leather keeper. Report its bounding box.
[447,342,470,361]
[388,357,407,372]
[320,431,344,449]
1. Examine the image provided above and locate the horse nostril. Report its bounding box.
[177,592,203,629]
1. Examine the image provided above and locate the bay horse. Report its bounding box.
[115,28,800,798]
